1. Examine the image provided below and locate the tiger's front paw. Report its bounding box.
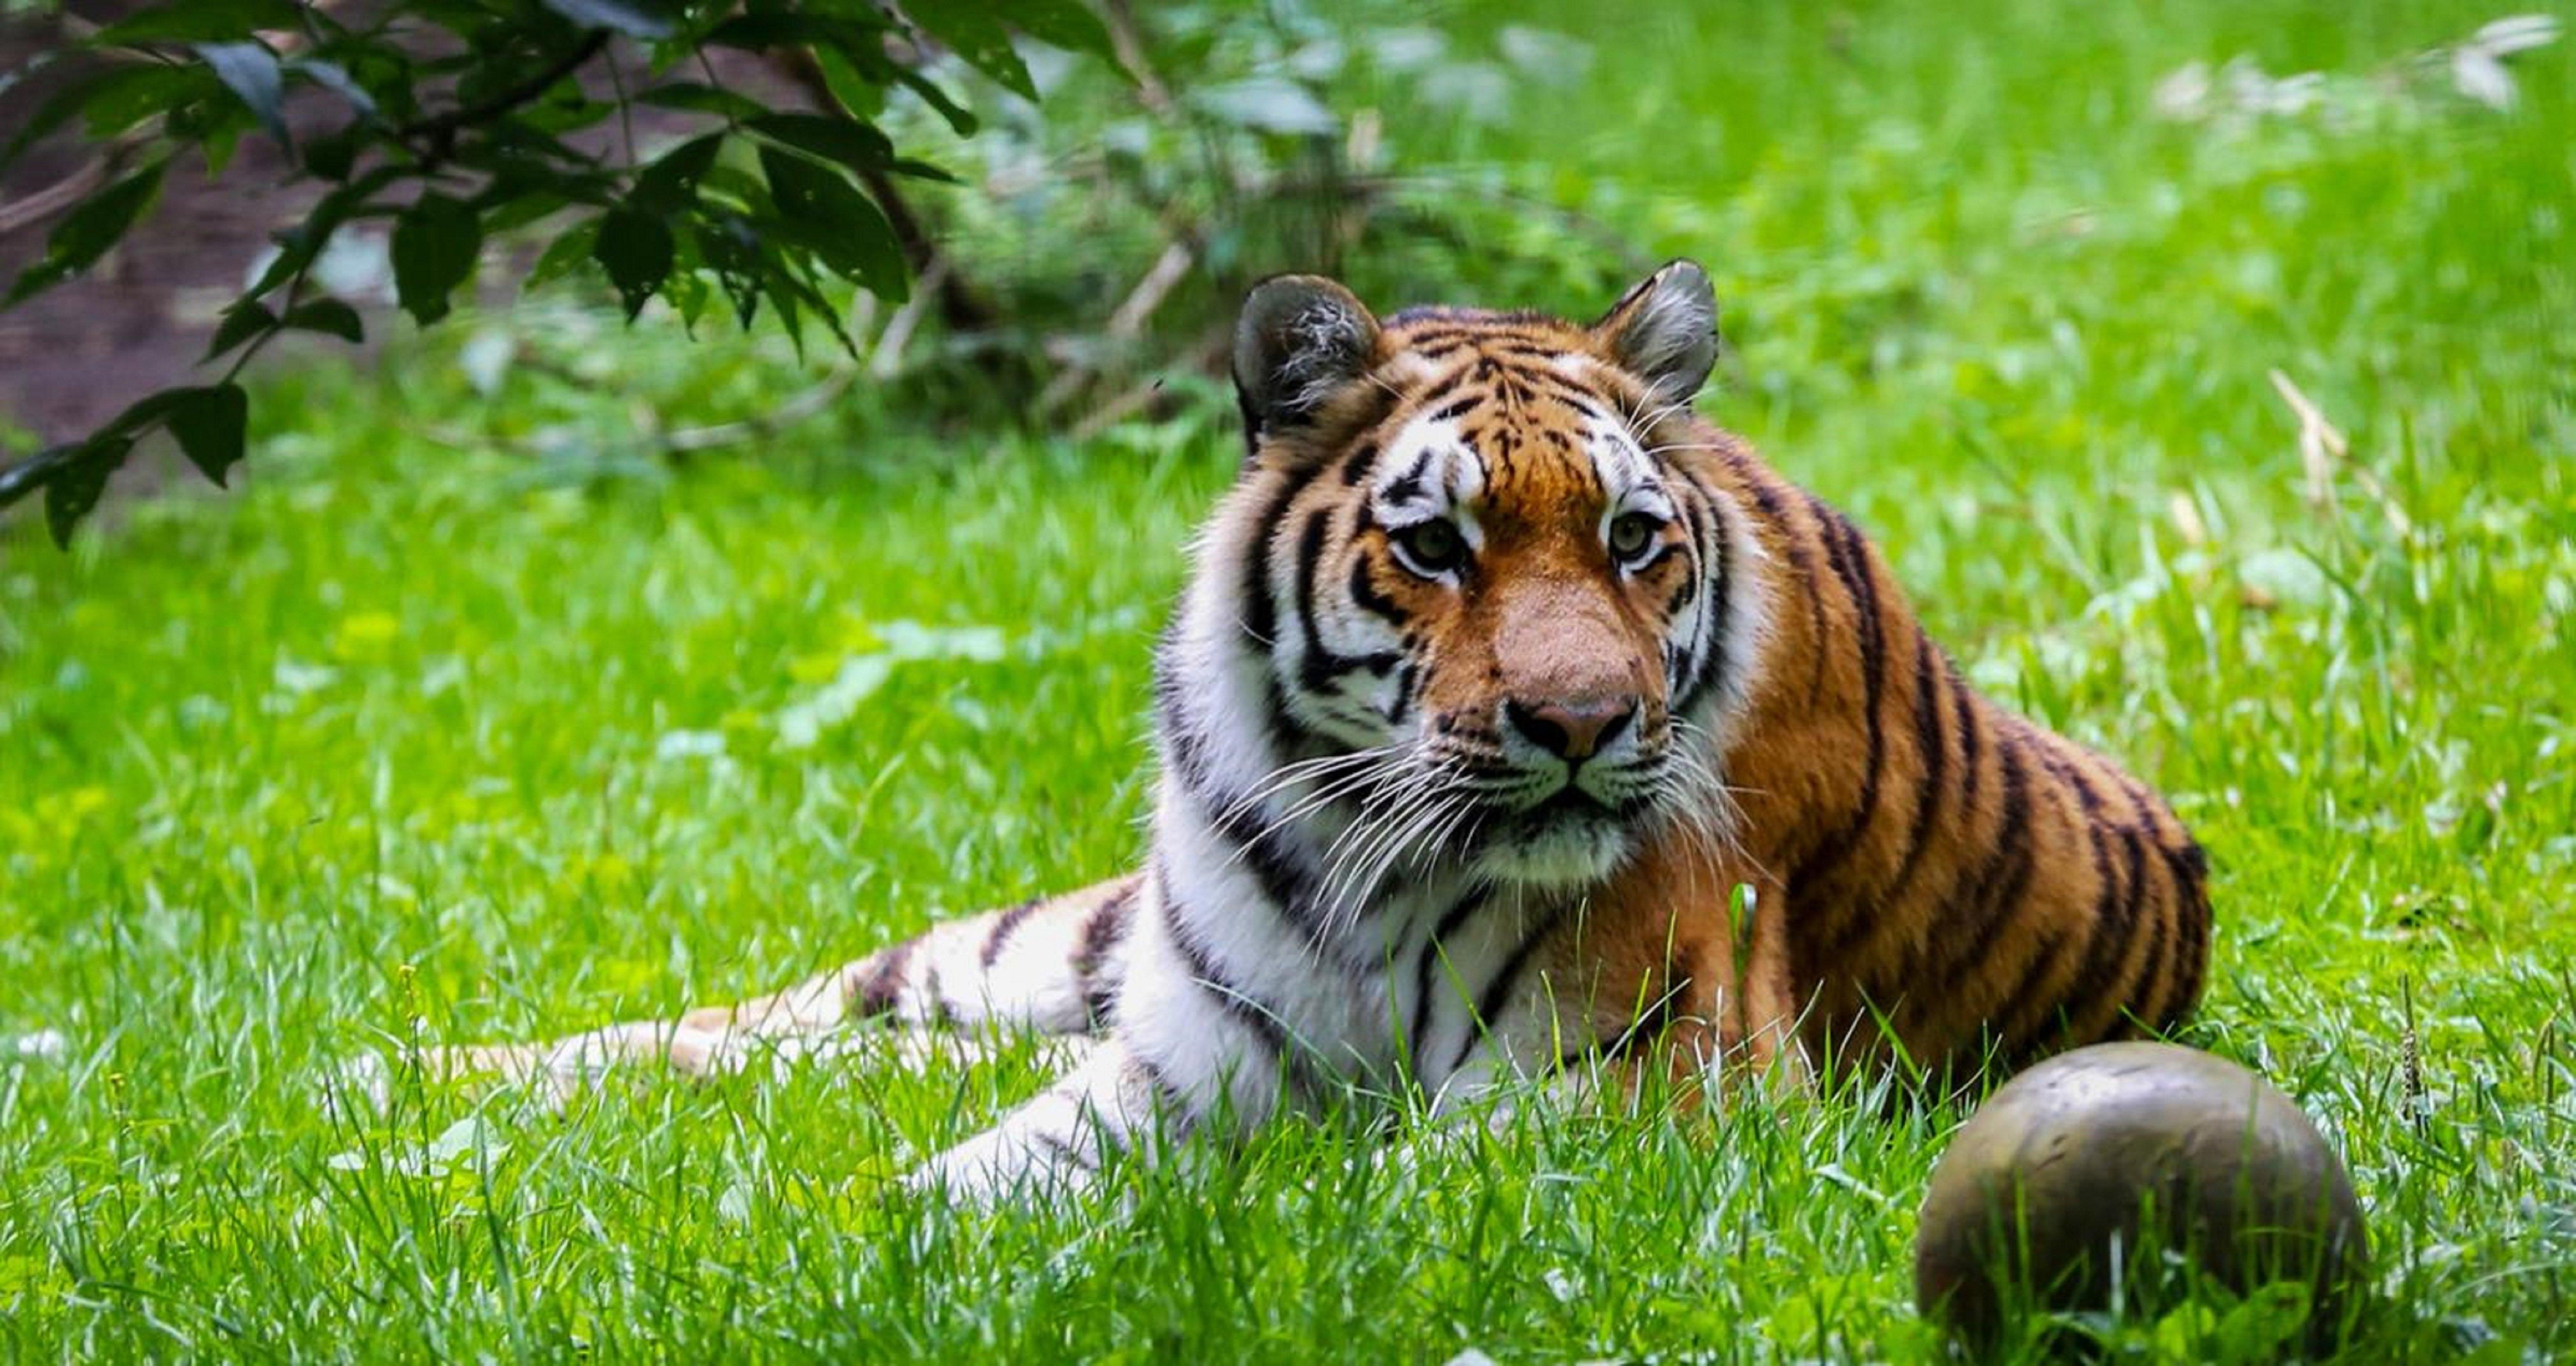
[901,1123,1106,1205]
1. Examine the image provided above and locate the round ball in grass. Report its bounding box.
[1913,1042,2369,1357]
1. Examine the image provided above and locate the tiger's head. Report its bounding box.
[1161,262,1764,896]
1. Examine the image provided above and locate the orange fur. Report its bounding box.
[1267,302,2209,1085]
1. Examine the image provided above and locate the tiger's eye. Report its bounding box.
[1394,520,1465,575]
[1610,511,1662,563]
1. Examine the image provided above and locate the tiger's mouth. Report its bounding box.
[1465,768,1666,875]
[1469,788,1643,885]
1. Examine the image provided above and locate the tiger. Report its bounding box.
[401,261,2212,1200]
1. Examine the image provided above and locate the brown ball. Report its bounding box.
[1914,1042,2370,1356]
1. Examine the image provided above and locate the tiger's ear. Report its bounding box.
[1232,274,1382,442]
[1591,260,1719,406]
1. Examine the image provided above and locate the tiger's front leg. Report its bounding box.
[901,869,1309,1199]
[1491,837,1815,1112]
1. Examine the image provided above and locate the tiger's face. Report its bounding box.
[1202,262,1752,890]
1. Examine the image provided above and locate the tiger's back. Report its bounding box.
[1689,434,2208,1074]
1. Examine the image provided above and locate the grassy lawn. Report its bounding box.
[4,0,2573,1360]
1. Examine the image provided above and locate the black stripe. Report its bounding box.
[1200,791,1325,949]
[1203,467,1334,795]
[1673,477,1733,719]
[1891,673,1983,997]
[1787,501,1890,907]
[1426,394,1479,423]
[1453,903,1575,1076]
[1921,730,2036,987]
[1337,440,1380,486]
[1825,633,1948,964]
[1292,507,1398,693]
[1030,1126,1102,1175]
[1407,884,1492,1067]
[1393,324,1483,346]
[1131,1049,1190,1115]
[1237,476,1295,650]
[2017,800,2133,1049]
[2110,776,2211,1035]
[2157,840,2211,1030]
[2118,829,2171,1033]
[980,899,1040,969]
[1385,661,1420,726]
[1347,552,1409,630]
[1987,924,2069,1062]
[1293,508,1336,689]
[1949,658,1982,816]
[856,937,917,1016]
[2057,754,2106,815]
[1720,469,1824,707]
[1073,883,1137,1025]
[1634,543,1686,580]
[1382,447,1434,505]
[1157,864,1294,1065]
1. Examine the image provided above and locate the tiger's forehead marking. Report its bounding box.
[1368,339,1661,526]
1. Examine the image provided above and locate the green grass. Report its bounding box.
[5,0,2574,1359]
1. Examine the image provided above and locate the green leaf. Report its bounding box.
[43,438,128,549]
[167,384,249,487]
[757,146,905,298]
[904,4,1035,100]
[2211,1283,2314,1362]
[808,48,888,121]
[390,193,482,326]
[540,0,675,39]
[81,64,222,139]
[94,0,305,43]
[7,161,168,306]
[200,120,246,176]
[702,12,888,57]
[299,122,362,181]
[2,65,205,177]
[204,300,279,361]
[193,42,292,154]
[528,218,603,289]
[92,383,209,441]
[661,228,710,329]
[747,113,893,175]
[891,69,979,135]
[594,209,673,320]
[637,82,769,121]
[767,256,859,359]
[282,298,365,342]
[988,0,1121,65]
[693,216,763,330]
[633,132,722,213]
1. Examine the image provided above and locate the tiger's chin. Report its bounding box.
[1471,808,1636,888]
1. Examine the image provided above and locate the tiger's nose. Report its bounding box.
[1504,698,1637,762]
